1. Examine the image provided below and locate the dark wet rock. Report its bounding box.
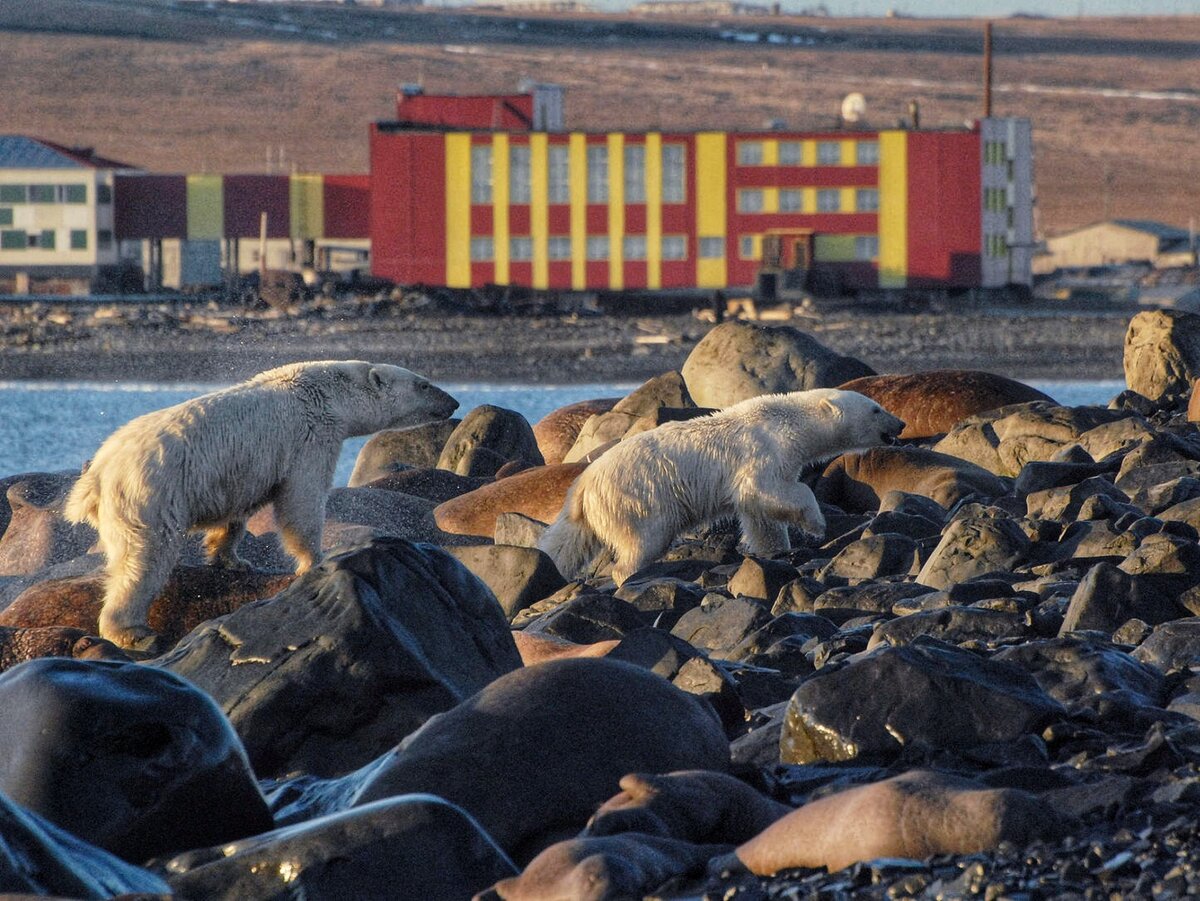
[878,490,949,522]
[347,419,460,485]
[437,404,544,476]
[1132,475,1200,515]
[493,511,548,548]
[1060,563,1137,635]
[1119,531,1200,603]
[863,510,942,540]
[0,473,94,577]
[0,790,170,897]
[521,592,647,643]
[0,658,271,862]
[813,581,933,618]
[1025,476,1129,522]
[164,795,516,900]
[1133,619,1200,673]
[670,594,773,659]
[819,533,919,582]
[1013,458,1110,498]
[726,556,798,603]
[894,577,1021,616]
[681,320,874,408]
[868,606,1031,650]
[728,612,837,663]
[362,466,490,504]
[1075,490,1143,523]
[770,575,826,614]
[155,539,522,779]
[614,577,704,630]
[1115,460,1200,499]
[1075,416,1159,462]
[1044,519,1137,566]
[917,516,1031,590]
[446,544,565,619]
[817,446,1007,514]
[0,624,127,674]
[350,658,730,861]
[780,639,1064,764]
[1124,308,1200,402]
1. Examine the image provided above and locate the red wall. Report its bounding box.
[113,175,187,239]
[323,175,370,239]
[907,132,982,288]
[395,94,534,129]
[370,126,446,284]
[224,176,290,238]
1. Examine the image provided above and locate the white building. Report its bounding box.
[0,136,137,292]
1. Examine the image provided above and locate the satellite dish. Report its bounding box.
[841,92,867,124]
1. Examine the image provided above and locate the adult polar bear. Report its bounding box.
[64,360,458,651]
[539,388,904,585]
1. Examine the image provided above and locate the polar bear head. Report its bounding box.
[808,388,906,452]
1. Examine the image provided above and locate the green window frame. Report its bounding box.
[64,184,87,203]
[70,229,88,250]
[0,208,11,226]
[97,229,113,249]
[0,185,25,203]
[96,184,113,203]
[39,229,56,249]
[0,230,26,249]
[28,185,56,203]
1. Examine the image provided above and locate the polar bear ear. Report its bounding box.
[820,397,842,418]
[368,368,385,390]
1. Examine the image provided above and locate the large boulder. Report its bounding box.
[0,473,94,577]
[916,514,1031,589]
[446,544,567,619]
[360,467,490,504]
[839,370,1053,440]
[438,405,544,477]
[155,539,523,778]
[0,790,170,898]
[1124,309,1200,402]
[350,658,730,861]
[681,320,874,408]
[434,462,586,539]
[0,658,271,862]
[780,640,1064,764]
[164,795,516,900]
[817,446,1007,514]
[533,398,620,466]
[347,419,460,486]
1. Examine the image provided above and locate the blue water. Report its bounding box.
[0,378,1125,486]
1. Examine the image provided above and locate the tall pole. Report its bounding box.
[259,211,268,286]
[983,21,993,119]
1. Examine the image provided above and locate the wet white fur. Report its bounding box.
[538,388,905,585]
[63,360,457,648]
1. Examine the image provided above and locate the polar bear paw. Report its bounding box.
[101,624,166,658]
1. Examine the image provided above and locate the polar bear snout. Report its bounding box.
[876,408,906,444]
[421,383,460,420]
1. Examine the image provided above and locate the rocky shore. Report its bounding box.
[0,296,1132,384]
[3,308,1200,899]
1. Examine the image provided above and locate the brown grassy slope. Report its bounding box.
[1,0,1198,235]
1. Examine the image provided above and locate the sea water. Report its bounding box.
[0,378,1126,486]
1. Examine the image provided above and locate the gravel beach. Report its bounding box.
[0,300,1132,385]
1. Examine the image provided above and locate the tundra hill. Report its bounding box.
[2,0,1198,234]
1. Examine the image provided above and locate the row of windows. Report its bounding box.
[470,234,693,263]
[738,234,879,262]
[736,187,879,214]
[983,186,1010,212]
[737,140,880,167]
[985,233,1009,258]
[0,183,110,204]
[983,141,1010,166]
[0,228,111,251]
[470,144,687,206]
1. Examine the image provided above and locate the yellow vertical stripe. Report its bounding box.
[841,139,857,166]
[569,133,586,290]
[802,140,816,167]
[878,130,907,288]
[530,133,549,290]
[762,140,778,166]
[186,175,223,240]
[492,134,509,285]
[646,133,662,289]
[289,174,324,240]
[841,187,858,213]
[696,133,727,288]
[803,187,817,214]
[445,134,471,289]
[763,187,779,214]
[608,133,624,290]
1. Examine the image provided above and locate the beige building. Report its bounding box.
[0,136,136,290]
[1036,219,1197,274]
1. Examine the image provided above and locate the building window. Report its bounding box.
[779,189,803,212]
[70,230,88,250]
[586,145,608,203]
[548,146,569,204]
[661,235,686,260]
[737,141,763,166]
[856,141,880,165]
[96,183,113,204]
[63,184,87,203]
[778,141,802,165]
[0,230,24,249]
[662,144,685,203]
[548,236,571,260]
[623,235,647,260]
[737,189,764,213]
[35,229,55,249]
[624,144,646,203]
[0,185,25,204]
[470,145,492,204]
[586,235,609,260]
[739,235,760,260]
[855,235,879,260]
[856,188,879,212]
[817,142,842,165]
[985,141,1010,166]
[0,208,10,227]
[510,145,531,204]
[97,229,113,249]
[28,185,56,204]
[986,233,1009,258]
[984,186,1008,212]
[470,236,494,261]
[698,236,724,259]
[816,189,841,212]
[510,236,533,261]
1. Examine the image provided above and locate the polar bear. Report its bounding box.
[538,388,904,586]
[64,361,458,651]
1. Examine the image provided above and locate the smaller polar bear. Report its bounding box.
[64,361,458,651]
[538,388,905,586]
